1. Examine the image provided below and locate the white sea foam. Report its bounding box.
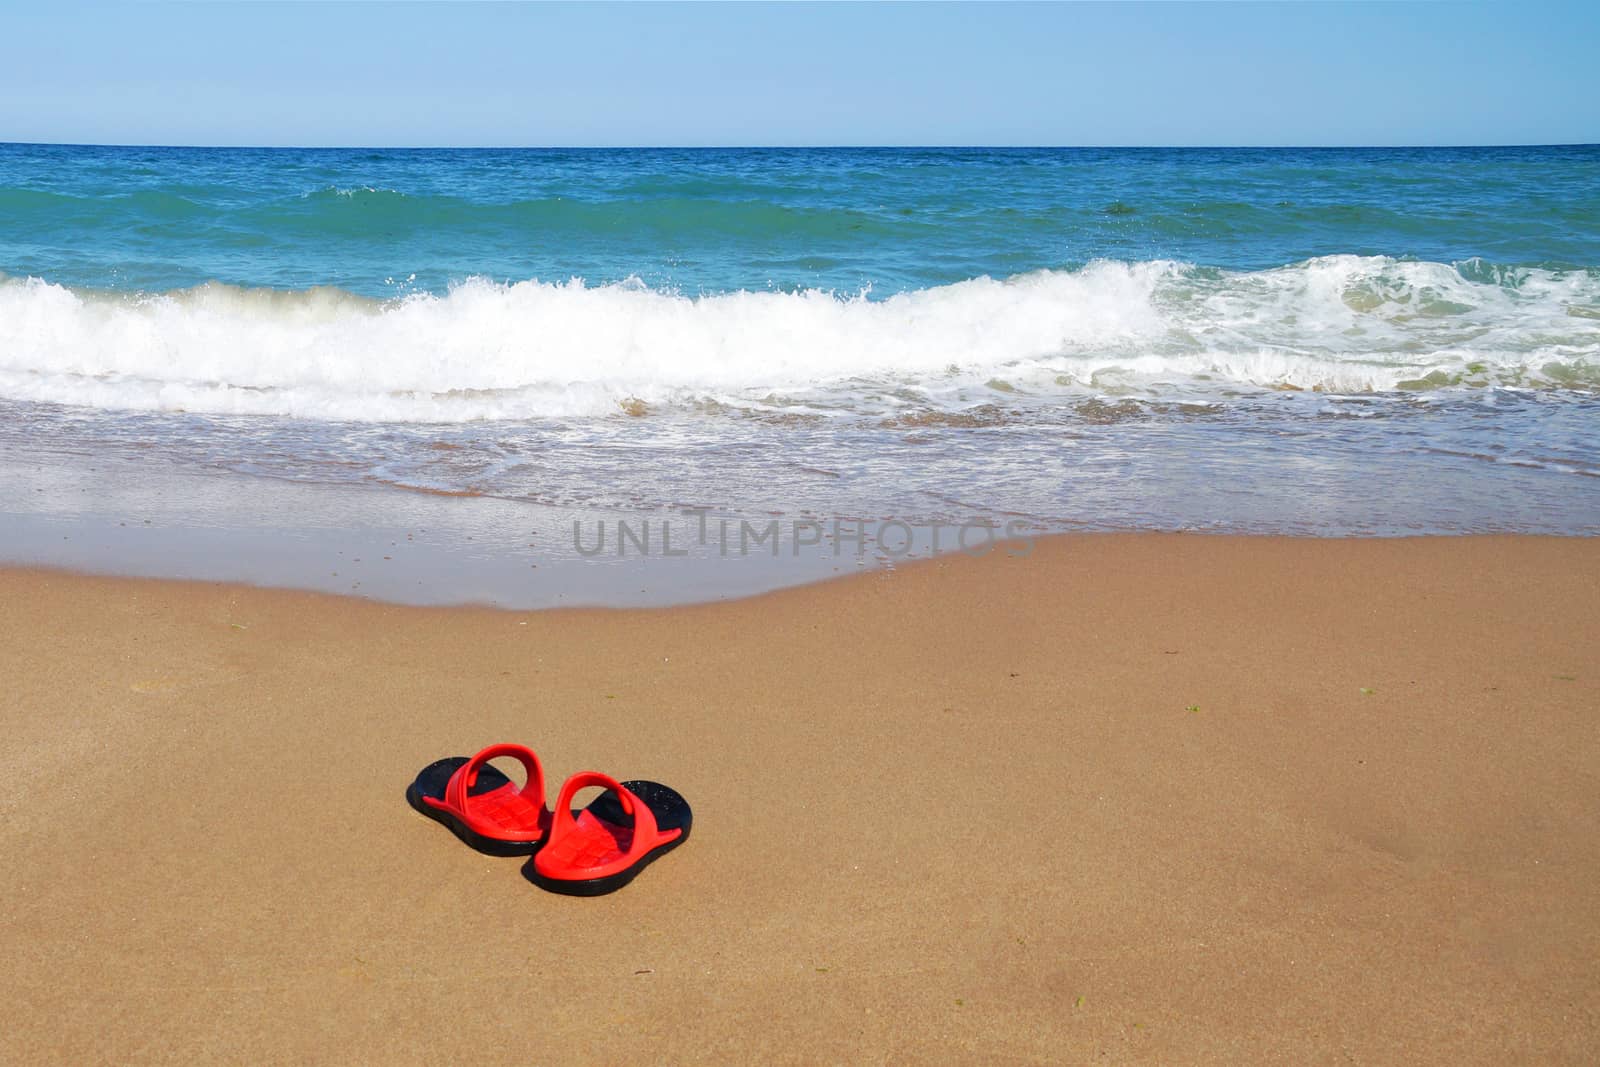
[1,257,1595,422]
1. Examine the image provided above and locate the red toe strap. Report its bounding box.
[429,743,548,842]
[551,771,654,838]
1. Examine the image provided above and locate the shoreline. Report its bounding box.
[6,433,1599,612]
[4,532,1598,1061]
[6,404,1599,615]
[4,526,1600,614]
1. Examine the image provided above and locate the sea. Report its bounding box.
[2,144,1597,605]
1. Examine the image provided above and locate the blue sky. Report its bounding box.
[1,1,1595,147]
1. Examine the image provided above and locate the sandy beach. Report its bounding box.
[1,533,1596,1063]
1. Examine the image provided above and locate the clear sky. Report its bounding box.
[1,1,1596,148]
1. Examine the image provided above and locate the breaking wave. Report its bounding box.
[2,256,1596,422]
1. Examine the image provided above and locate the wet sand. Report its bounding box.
[2,534,1597,1063]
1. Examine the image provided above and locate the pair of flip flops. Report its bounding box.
[407,743,691,896]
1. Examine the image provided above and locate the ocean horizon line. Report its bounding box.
[4,139,1598,152]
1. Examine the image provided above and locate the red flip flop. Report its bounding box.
[406,744,550,856]
[526,771,692,896]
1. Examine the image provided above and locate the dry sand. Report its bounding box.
[2,534,1597,1063]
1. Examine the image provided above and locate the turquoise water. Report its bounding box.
[2,143,1598,562]
[6,144,1600,295]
